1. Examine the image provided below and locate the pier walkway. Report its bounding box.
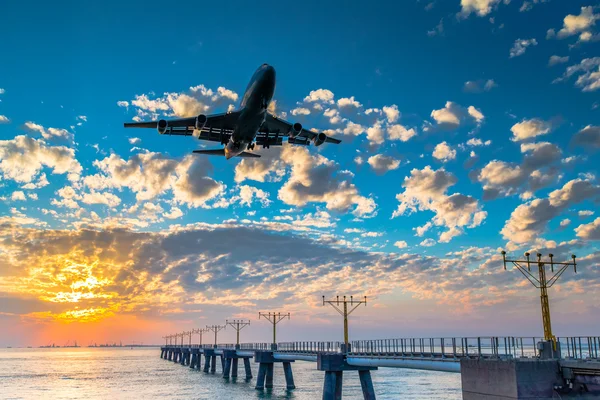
[160,336,600,399]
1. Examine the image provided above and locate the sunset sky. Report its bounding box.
[0,0,599,348]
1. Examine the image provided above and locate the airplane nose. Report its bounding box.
[264,65,275,79]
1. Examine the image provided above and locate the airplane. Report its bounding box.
[123,63,341,159]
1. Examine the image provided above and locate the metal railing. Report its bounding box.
[160,336,600,360]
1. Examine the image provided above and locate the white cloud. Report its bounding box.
[433,142,457,162]
[291,107,311,116]
[342,121,365,137]
[431,104,460,125]
[427,101,484,131]
[554,58,600,92]
[466,138,491,146]
[366,121,385,145]
[234,149,286,184]
[23,122,74,143]
[11,191,26,201]
[164,207,184,219]
[575,217,600,240]
[394,240,408,249]
[382,105,400,123]
[392,166,486,242]
[478,142,561,199]
[560,218,571,228]
[501,179,600,243]
[88,152,224,208]
[458,0,502,18]
[117,100,129,108]
[467,106,484,123]
[127,84,239,119]
[0,135,82,183]
[303,89,334,104]
[0,115,9,123]
[367,154,400,174]
[323,108,342,124]
[237,185,271,207]
[420,238,436,247]
[387,124,416,142]
[278,146,376,217]
[510,118,552,141]
[548,55,569,67]
[555,6,598,40]
[509,38,537,58]
[337,96,362,108]
[128,137,141,145]
[579,210,594,217]
[81,191,122,207]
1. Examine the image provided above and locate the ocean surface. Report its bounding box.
[0,348,462,399]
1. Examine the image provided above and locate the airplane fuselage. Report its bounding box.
[224,64,276,159]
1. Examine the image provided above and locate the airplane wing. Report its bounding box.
[261,113,342,146]
[123,112,241,143]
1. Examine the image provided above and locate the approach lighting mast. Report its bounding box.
[226,319,251,348]
[322,295,367,353]
[193,328,206,347]
[258,312,290,350]
[206,325,226,347]
[501,251,577,346]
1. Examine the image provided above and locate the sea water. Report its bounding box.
[0,348,462,399]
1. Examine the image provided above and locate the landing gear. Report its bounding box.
[248,143,255,151]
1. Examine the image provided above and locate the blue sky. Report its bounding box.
[0,1,599,346]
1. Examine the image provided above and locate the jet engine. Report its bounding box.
[313,132,327,146]
[195,114,207,130]
[288,122,302,139]
[157,119,168,134]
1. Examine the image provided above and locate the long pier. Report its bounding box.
[159,336,600,399]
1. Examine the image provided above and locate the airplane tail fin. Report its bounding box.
[192,149,261,158]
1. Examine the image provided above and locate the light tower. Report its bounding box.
[192,328,206,347]
[502,251,577,358]
[258,312,290,350]
[226,319,251,349]
[206,324,226,348]
[322,295,367,353]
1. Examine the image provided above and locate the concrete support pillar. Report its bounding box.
[323,371,339,400]
[232,358,239,378]
[283,361,296,390]
[220,355,225,371]
[223,358,232,378]
[244,357,252,380]
[359,370,376,400]
[180,351,185,366]
[255,363,267,390]
[196,353,201,369]
[210,355,217,373]
[334,372,343,398]
[318,353,377,400]
[203,353,211,373]
[190,353,197,369]
[265,363,274,389]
